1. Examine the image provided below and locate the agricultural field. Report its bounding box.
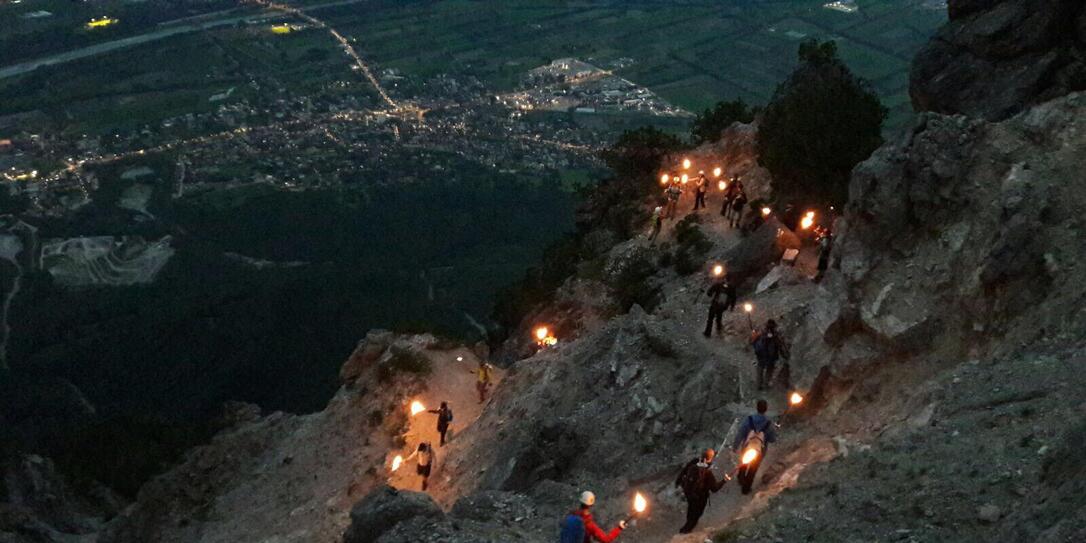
[308,0,946,129]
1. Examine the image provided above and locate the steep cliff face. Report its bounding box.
[910,0,1086,120]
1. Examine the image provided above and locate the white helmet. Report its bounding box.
[579,491,596,506]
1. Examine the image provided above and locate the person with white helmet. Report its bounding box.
[558,490,626,542]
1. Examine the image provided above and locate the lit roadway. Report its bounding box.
[0,0,374,81]
[23,0,593,197]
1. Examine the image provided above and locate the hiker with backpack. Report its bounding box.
[729,185,748,229]
[674,448,730,533]
[703,277,727,338]
[732,399,777,495]
[427,401,454,446]
[475,359,493,404]
[664,179,683,220]
[693,172,708,211]
[404,441,435,491]
[721,176,740,221]
[750,319,788,390]
[559,491,626,543]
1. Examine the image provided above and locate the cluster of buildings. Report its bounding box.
[504,58,691,117]
[1,67,615,216]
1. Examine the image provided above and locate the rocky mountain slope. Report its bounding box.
[7,2,1086,542]
[90,333,501,543]
[910,0,1086,120]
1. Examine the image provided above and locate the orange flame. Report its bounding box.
[682,158,691,170]
[800,211,815,230]
[712,167,722,177]
[743,303,753,313]
[718,180,726,191]
[741,448,759,465]
[391,455,403,471]
[534,326,549,341]
[660,173,670,185]
[410,400,425,416]
[790,392,804,406]
[761,207,772,217]
[633,492,648,513]
[680,174,688,184]
[712,264,724,277]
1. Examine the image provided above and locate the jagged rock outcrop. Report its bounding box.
[911,0,1086,120]
[342,486,444,543]
[838,92,1086,354]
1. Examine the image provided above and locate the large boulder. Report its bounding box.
[343,486,444,543]
[910,0,1086,120]
[721,217,801,287]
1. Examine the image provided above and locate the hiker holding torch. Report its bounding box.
[559,491,629,543]
[675,449,729,533]
[732,399,777,495]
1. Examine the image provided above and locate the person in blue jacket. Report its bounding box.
[732,399,777,494]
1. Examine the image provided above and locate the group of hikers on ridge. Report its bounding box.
[399,358,494,491]
[558,398,781,540]
[650,173,750,243]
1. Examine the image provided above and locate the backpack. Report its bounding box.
[444,408,453,423]
[678,460,703,495]
[559,513,585,543]
[742,416,769,453]
[753,334,779,363]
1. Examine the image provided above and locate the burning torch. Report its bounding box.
[623,492,648,526]
[743,303,754,331]
[390,454,403,472]
[680,173,689,185]
[733,447,759,476]
[712,167,722,178]
[410,400,426,416]
[682,158,691,170]
[712,263,724,278]
[761,207,772,217]
[776,391,805,427]
[534,325,558,348]
[800,211,815,230]
[660,173,670,186]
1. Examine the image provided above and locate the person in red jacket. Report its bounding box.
[562,491,626,543]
